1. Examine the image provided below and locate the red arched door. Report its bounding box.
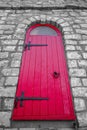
[11,24,76,120]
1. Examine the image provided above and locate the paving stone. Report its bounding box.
[82,79,87,86]
[77,112,87,127]
[74,98,86,111]
[0,52,9,59]
[5,77,18,86]
[68,60,77,68]
[3,98,14,110]
[2,68,19,76]
[0,112,11,127]
[67,52,82,59]
[69,69,86,77]
[0,87,16,97]
[70,78,82,87]
[72,87,87,97]
[3,46,16,51]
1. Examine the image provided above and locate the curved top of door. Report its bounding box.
[26,24,62,37]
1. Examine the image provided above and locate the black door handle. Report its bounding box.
[53,72,60,78]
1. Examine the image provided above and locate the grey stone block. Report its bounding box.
[5,77,18,86]
[67,52,82,59]
[0,52,9,59]
[0,112,11,127]
[74,98,86,111]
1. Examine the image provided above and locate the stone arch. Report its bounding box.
[20,15,73,48]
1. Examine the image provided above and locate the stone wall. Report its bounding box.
[0,8,87,130]
[0,0,87,8]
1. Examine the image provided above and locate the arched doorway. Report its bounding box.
[11,24,76,120]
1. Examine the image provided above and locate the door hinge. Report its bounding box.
[14,91,49,107]
[24,41,48,50]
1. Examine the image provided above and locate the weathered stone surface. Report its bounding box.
[67,52,82,59]
[74,98,86,111]
[78,60,87,68]
[0,87,16,97]
[68,60,77,68]
[0,128,3,130]
[76,29,87,35]
[69,69,86,77]
[17,46,23,52]
[0,98,2,109]
[76,46,82,51]
[11,53,22,60]
[64,34,81,40]
[2,68,19,76]
[20,129,35,130]
[0,52,9,59]
[72,87,87,97]
[0,112,11,127]
[79,41,87,45]
[1,40,18,45]
[18,40,24,45]
[63,27,73,32]
[77,112,87,127]
[0,25,15,30]
[4,98,14,110]
[70,78,82,87]
[82,79,87,86]
[11,60,21,67]
[5,77,18,86]
[0,77,5,87]
[82,53,87,59]
[3,46,16,51]
[0,35,12,39]
[65,40,77,45]
[0,60,8,68]
[4,128,18,130]
[65,45,75,50]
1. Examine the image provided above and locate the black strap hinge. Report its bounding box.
[24,41,48,51]
[14,91,49,108]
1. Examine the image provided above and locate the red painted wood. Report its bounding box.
[11,24,76,120]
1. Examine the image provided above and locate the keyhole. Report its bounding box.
[53,71,60,78]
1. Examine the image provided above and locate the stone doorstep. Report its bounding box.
[11,121,77,129]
